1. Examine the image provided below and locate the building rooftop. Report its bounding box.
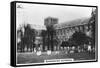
[30,24,46,30]
[54,17,91,29]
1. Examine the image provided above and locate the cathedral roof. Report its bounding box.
[54,17,91,29]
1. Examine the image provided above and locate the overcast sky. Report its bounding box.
[16,3,94,29]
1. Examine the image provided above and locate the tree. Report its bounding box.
[68,31,92,47]
[41,30,47,51]
[89,8,96,47]
[44,17,58,51]
[17,28,23,52]
[17,24,36,52]
[45,26,56,51]
[23,24,35,52]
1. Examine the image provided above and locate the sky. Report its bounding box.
[16,3,94,29]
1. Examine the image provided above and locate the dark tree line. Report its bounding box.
[60,31,91,48]
[41,30,47,51]
[17,24,36,52]
[68,31,92,47]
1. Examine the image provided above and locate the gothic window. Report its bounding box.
[75,26,79,31]
[79,26,83,31]
[85,25,89,30]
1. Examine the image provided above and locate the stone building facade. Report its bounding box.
[43,8,96,51]
[53,17,92,45]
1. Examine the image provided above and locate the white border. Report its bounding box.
[15,2,97,66]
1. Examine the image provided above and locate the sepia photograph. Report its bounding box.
[15,2,97,66]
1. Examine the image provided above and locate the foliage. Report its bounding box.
[17,24,36,52]
[68,31,92,47]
